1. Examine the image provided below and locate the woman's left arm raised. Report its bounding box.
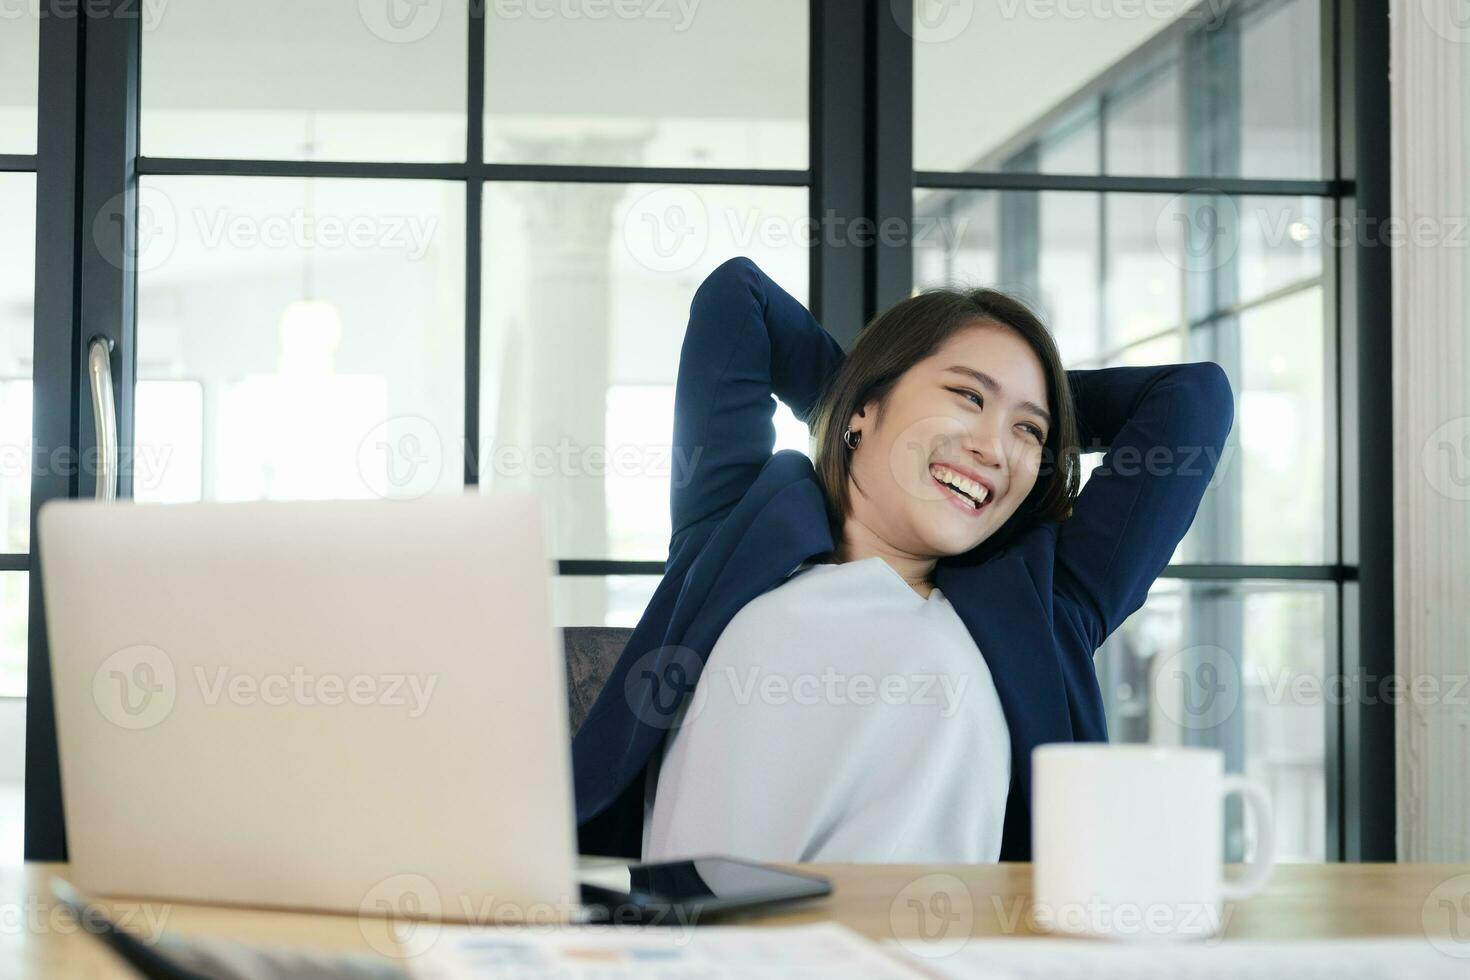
[1052,362,1235,649]
[669,257,845,542]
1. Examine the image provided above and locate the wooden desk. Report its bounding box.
[6,861,1469,977]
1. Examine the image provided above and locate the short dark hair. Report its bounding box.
[809,287,1081,559]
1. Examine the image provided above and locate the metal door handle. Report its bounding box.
[88,336,117,502]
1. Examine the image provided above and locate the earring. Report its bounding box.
[843,427,861,450]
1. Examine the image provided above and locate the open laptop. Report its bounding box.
[38,492,580,923]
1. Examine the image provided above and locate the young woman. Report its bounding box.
[572,256,1234,863]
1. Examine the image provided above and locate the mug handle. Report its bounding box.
[1219,774,1276,901]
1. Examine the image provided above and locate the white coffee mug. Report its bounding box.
[1031,744,1275,941]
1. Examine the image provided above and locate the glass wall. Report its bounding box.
[912,0,1333,860]
[17,0,1367,863]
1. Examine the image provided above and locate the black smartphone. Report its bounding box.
[578,857,831,925]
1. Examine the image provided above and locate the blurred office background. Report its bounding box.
[3,0,1439,867]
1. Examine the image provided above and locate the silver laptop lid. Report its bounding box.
[39,492,577,922]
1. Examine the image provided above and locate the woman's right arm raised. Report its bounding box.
[669,257,846,541]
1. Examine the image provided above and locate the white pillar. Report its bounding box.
[1390,0,1470,862]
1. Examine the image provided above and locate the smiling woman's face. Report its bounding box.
[844,321,1053,559]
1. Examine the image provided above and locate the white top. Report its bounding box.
[642,555,1012,863]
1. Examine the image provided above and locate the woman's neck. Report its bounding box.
[835,517,939,599]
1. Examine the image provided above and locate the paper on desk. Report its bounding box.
[408,922,925,979]
[885,937,1467,979]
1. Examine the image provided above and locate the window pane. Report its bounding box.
[141,0,468,162]
[135,176,465,502]
[0,8,38,154]
[1240,0,1323,178]
[1104,193,1181,349]
[913,188,997,294]
[1236,196,1325,304]
[0,174,35,552]
[1097,578,1332,862]
[0,692,19,863]
[135,380,204,503]
[913,0,1321,179]
[553,575,660,628]
[913,189,1329,564]
[1105,61,1182,177]
[1039,108,1100,174]
[0,571,25,697]
[1107,194,1321,353]
[480,182,809,560]
[1100,286,1329,566]
[485,3,807,169]
[913,189,1102,365]
[0,570,21,860]
[1231,286,1328,563]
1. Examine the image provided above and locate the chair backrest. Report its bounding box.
[561,626,633,736]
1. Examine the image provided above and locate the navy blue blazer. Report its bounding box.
[572,257,1235,861]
